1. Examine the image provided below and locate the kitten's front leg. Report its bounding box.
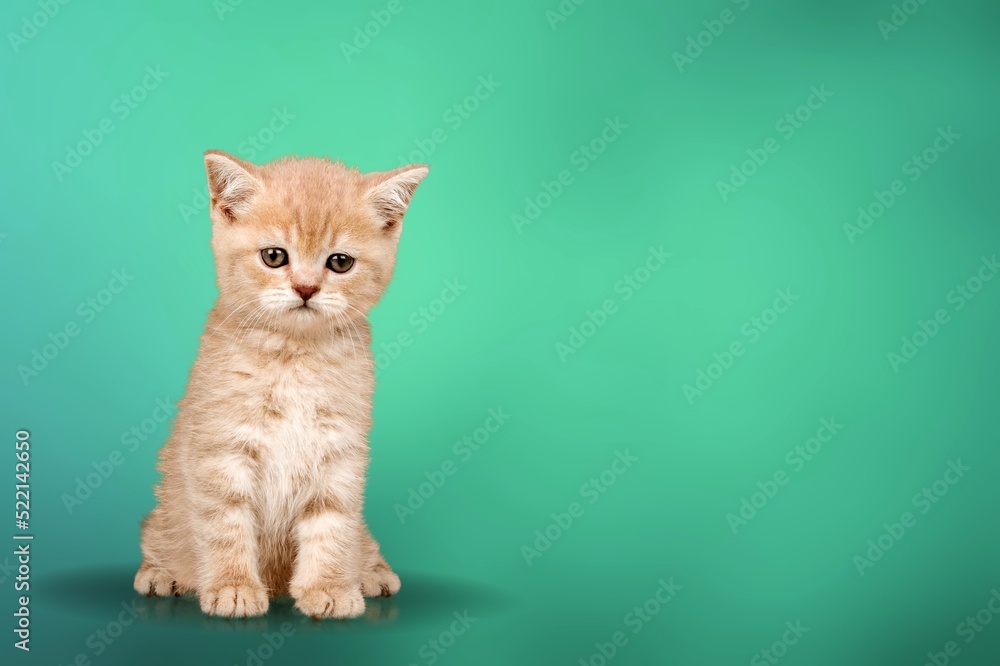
[193,454,269,618]
[290,458,366,619]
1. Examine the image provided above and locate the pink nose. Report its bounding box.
[294,285,318,301]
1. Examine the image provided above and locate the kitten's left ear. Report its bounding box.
[365,164,429,233]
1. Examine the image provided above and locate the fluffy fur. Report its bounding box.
[134,150,428,619]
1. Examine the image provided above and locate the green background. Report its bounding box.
[2,0,999,664]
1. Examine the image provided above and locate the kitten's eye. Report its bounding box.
[261,248,288,268]
[326,253,355,274]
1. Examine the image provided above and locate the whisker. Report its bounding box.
[221,303,269,358]
[335,310,358,364]
[213,297,259,332]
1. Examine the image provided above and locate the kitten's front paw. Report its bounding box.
[361,564,401,598]
[294,586,365,619]
[199,584,269,618]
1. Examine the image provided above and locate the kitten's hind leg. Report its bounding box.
[134,506,192,597]
[134,561,185,597]
[359,525,401,598]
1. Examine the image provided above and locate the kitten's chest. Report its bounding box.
[243,358,369,515]
[249,358,368,455]
[257,364,364,446]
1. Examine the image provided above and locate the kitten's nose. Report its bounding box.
[294,285,319,302]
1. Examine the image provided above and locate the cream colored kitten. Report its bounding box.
[134,150,428,619]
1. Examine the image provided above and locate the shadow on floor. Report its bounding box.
[41,564,515,633]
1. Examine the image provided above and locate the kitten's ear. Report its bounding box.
[365,164,429,232]
[203,149,262,222]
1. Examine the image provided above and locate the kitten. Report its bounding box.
[134,150,428,619]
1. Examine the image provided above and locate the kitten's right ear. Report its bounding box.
[203,149,261,223]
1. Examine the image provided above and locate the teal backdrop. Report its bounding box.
[2,0,999,664]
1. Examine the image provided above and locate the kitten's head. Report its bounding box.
[203,150,428,337]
